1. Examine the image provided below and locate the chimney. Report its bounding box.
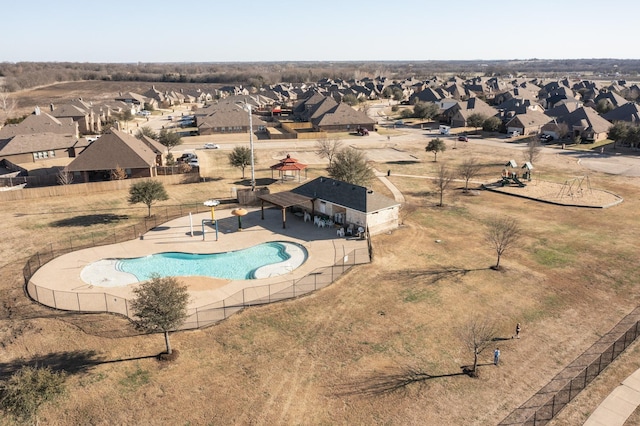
[50,103,54,112]
[34,106,41,115]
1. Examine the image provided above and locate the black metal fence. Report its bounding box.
[22,203,370,329]
[500,307,640,425]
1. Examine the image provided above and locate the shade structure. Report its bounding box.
[231,208,248,230]
[231,208,248,216]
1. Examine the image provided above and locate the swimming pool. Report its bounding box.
[80,241,308,287]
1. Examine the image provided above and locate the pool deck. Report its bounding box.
[29,207,369,314]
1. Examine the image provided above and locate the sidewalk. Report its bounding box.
[584,368,640,426]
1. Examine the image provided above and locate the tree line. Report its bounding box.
[2,59,640,92]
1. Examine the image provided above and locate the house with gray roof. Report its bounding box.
[603,102,640,124]
[290,176,400,235]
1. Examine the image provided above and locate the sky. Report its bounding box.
[2,0,638,63]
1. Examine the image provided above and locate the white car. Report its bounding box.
[204,143,219,149]
[137,110,151,117]
[188,159,199,167]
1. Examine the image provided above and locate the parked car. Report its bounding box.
[188,159,199,167]
[137,110,151,117]
[395,120,405,126]
[178,153,197,162]
[540,134,554,142]
[458,135,469,142]
[204,143,220,149]
[507,131,520,138]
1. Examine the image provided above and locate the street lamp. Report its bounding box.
[238,102,256,191]
[203,199,220,221]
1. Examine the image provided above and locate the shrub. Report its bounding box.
[0,366,66,421]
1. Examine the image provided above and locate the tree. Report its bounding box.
[130,275,190,355]
[165,152,176,166]
[460,319,498,376]
[413,102,440,120]
[0,366,66,422]
[136,126,158,140]
[608,121,630,148]
[327,147,375,187]
[158,129,183,153]
[556,122,570,140]
[228,146,256,179]
[0,87,16,124]
[458,157,483,192]
[485,217,522,270]
[392,87,404,102]
[425,138,446,162]
[342,94,359,106]
[56,168,73,185]
[315,136,343,167]
[482,116,502,133]
[522,137,542,165]
[434,163,453,207]
[128,180,169,217]
[111,166,127,180]
[467,113,487,134]
[596,99,614,114]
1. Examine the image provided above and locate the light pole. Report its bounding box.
[238,102,256,191]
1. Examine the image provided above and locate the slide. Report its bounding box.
[511,176,526,187]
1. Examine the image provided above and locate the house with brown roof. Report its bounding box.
[558,106,612,142]
[504,110,551,136]
[445,97,498,128]
[196,103,267,135]
[66,129,160,182]
[48,102,101,135]
[0,109,83,173]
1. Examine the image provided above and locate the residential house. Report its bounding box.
[445,97,498,128]
[602,102,640,124]
[66,129,160,182]
[557,106,612,142]
[504,109,551,136]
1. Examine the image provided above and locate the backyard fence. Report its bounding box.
[499,307,640,425]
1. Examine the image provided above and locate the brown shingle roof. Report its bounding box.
[66,129,157,172]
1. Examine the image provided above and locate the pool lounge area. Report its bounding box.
[28,206,369,318]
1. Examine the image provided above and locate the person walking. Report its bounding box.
[515,323,521,339]
[494,348,501,366]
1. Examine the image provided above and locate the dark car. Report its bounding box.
[458,135,469,142]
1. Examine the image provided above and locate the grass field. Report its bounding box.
[2,82,640,424]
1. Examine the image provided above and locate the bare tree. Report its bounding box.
[110,166,127,180]
[522,137,541,165]
[485,217,522,270]
[434,163,453,207]
[0,87,17,124]
[315,136,343,167]
[56,169,73,185]
[458,157,483,192]
[460,318,498,376]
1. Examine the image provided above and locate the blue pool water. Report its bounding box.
[115,241,307,281]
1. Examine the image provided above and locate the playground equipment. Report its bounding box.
[499,160,526,187]
[557,175,592,200]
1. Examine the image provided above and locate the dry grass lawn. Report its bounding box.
[2,83,640,424]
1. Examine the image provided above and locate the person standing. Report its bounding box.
[494,348,501,366]
[515,323,521,339]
